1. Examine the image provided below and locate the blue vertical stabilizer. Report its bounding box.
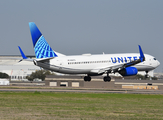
[29,22,58,59]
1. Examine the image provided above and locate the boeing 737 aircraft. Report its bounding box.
[18,22,160,82]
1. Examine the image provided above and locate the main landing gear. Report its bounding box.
[84,74,111,82]
[84,76,91,82]
[103,73,111,82]
[145,71,149,78]
[103,76,111,82]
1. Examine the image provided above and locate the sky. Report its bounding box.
[0,0,163,72]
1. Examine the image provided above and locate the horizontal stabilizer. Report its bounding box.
[18,46,33,62]
[18,46,27,59]
[36,57,55,62]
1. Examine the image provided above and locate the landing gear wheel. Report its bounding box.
[84,76,91,82]
[103,76,111,82]
[145,75,148,78]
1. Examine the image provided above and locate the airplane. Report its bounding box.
[18,22,160,82]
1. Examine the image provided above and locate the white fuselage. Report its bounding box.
[36,53,160,75]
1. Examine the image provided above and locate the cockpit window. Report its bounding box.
[153,58,157,60]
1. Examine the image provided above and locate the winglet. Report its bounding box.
[138,45,145,62]
[18,46,28,59]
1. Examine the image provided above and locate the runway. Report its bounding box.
[0,87,163,94]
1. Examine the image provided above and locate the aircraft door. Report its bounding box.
[57,59,63,71]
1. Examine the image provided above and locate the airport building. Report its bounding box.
[0,56,41,81]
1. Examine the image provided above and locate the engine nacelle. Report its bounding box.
[33,60,38,66]
[119,67,138,76]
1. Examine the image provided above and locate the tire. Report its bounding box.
[84,76,91,82]
[103,76,111,82]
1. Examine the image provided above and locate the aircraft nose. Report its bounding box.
[157,60,160,66]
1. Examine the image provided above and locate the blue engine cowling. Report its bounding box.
[119,67,138,76]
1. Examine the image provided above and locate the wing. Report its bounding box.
[91,45,145,74]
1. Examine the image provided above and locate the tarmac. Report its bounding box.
[0,78,163,94]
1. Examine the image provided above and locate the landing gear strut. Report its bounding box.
[84,76,91,82]
[145,71,149,78]
[103,73,111,82]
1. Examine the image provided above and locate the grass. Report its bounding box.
[0,92,162,120]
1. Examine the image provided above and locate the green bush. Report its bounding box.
[136,74,158,80]
[26,70,55,81]
[0,72,9,78]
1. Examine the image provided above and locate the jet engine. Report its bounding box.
[33,60,38,66]
[119,67,138,76]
